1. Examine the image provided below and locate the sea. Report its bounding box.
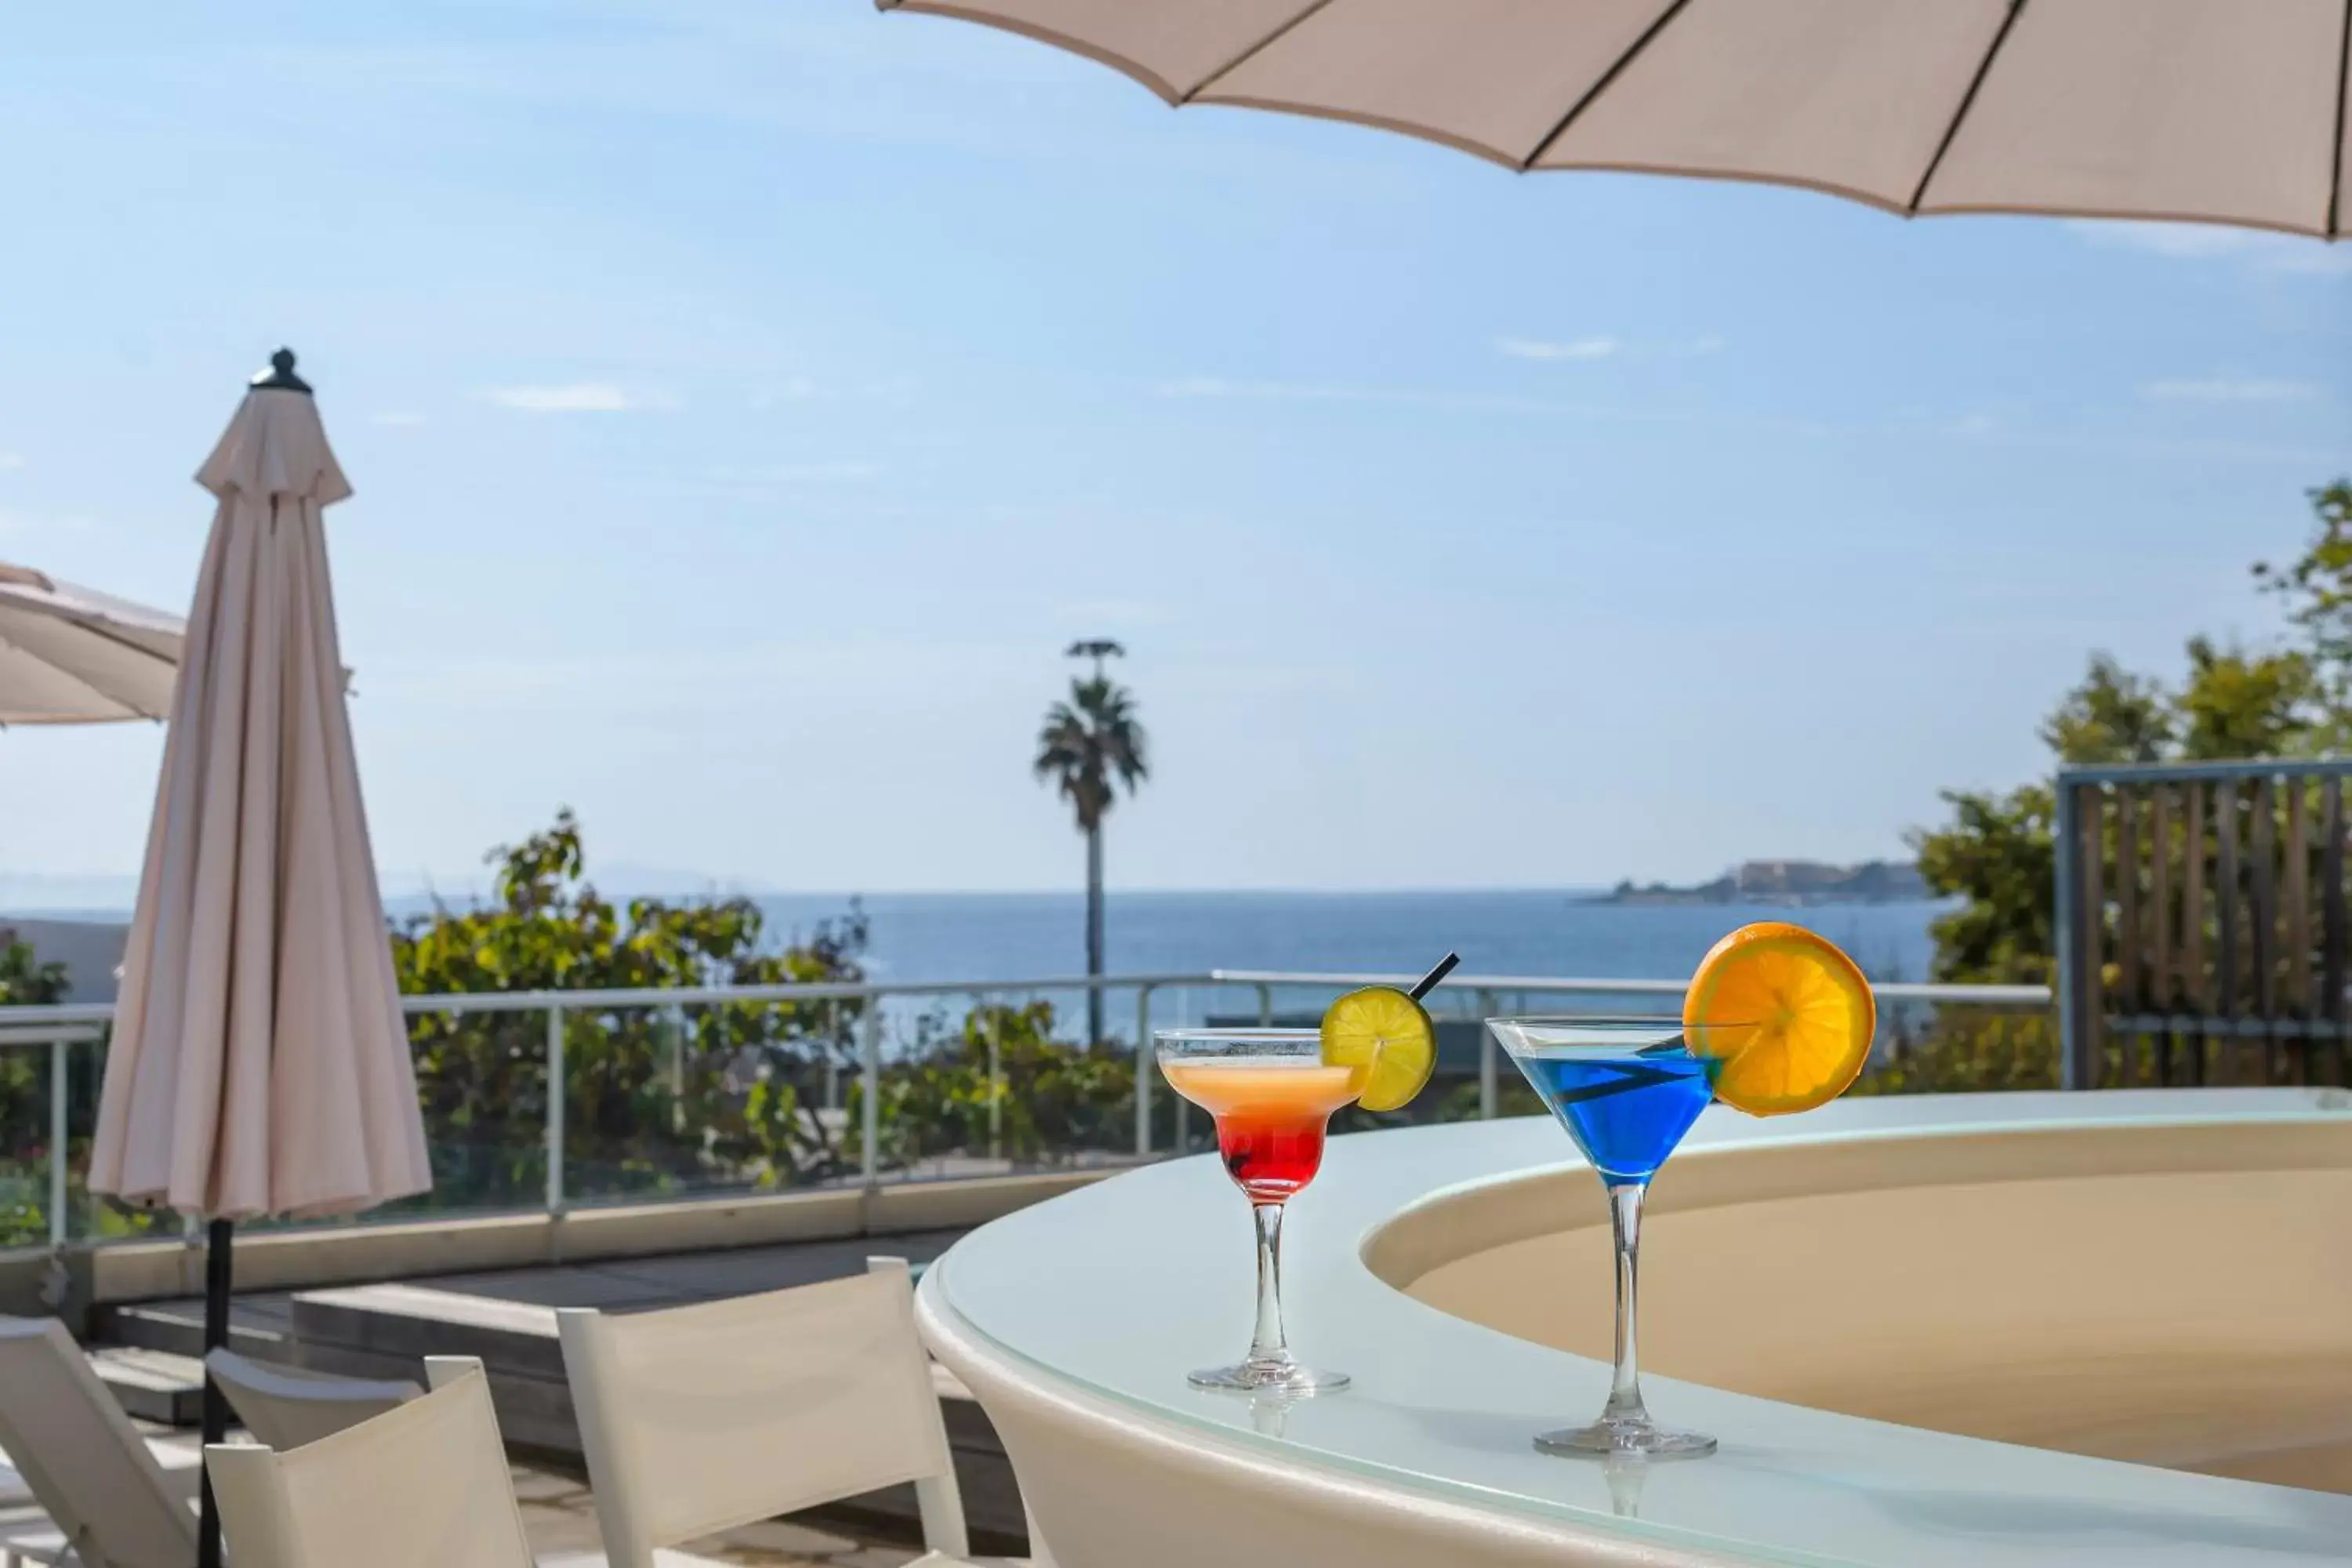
[16,887,1952,1032]
[745,890,1951,1036]
[729,888,1947,1048]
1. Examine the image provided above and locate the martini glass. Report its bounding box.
[1486,1015,1729,1458]
[1156,1028,1359,1392]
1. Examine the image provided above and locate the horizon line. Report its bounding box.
[4,880,1956,922]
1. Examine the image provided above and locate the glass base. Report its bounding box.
[1189,1358,1349,1394]
[1535,1415,1715,1458]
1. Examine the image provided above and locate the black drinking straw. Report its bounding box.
[1406,952,1461,1001]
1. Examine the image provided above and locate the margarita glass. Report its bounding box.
[1156,1027,1359,1392]
[1486,1016,1730,1457]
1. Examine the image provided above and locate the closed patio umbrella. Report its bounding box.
[89,350,430,1568]
[878,0,2350,239]
[0,563,182,724]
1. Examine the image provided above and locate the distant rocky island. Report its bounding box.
[1588,859,1930,906]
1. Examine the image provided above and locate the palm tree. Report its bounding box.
[1034,673,1149,1044]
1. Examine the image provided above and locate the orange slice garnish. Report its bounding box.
[1682,923,1875,1116]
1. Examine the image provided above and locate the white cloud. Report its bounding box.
[1054,596,1174,630]
[0,506,100,541]
[1153,375,1733,428]
[750,378,826,407]
[368,411,427,427]
[706,460,881,484]
[0,452,22,470]
[2267,248,2352,277]
[2068,220,2352,275]
[2073,220,2264,259]
[1496,335,1726,362]
[477,383,681,414]
[1155,375,1710,428]
[2142,378,2321,403]
[766,461,880,481]
[1156,377,1400,404]
[1496,336,1617,361]
[746,377,919,410]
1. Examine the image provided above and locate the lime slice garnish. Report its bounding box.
[1319,985,1436,1113]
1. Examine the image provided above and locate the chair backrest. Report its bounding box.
[0,1316,196,1568]
[557,1259,965,1568]
[205,1360,534,1568]
[206,1348,422,1450]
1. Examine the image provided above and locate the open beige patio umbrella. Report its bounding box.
[89,350,430,1568]
[0,563,182,724]
[878,0,2350,238]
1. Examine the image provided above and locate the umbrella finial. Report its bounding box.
[249,347,313,396]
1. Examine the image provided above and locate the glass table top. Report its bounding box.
[924,1088,2352,1567]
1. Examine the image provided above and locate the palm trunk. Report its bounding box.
[1086,824,1105,1044]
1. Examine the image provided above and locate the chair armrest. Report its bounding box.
[0,1526,73,1567]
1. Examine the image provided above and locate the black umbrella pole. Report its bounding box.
[197,1217,233,1568]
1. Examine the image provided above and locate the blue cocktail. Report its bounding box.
[1515,1047,1715,1184]
[1488,1017,1728,1458]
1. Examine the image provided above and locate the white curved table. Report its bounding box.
[916,1089,2352,1567]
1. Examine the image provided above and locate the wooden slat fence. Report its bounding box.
[2056,759,2352,1089]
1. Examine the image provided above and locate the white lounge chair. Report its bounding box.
[203,1348,421,1450]
[0,1316,200,1568]
[553,1258,1036,1568]
[206,1359,535,1568]
[0,1436,201,1514]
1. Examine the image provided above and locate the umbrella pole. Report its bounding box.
[197,1216,233,1568]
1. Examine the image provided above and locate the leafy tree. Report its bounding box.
[0,931,68,1007]
[0,933,69,1244]
[1912,785,2056,985]
[1034,672,1149,1044]
[2174,637,2323,759]
[390,810,872,1203]
[1852,1014,2060,1094]
[2038,655,2172,764]
[885,1000,1138,1167]
[1909,477,2347,1010]
[2253,480,2352,694]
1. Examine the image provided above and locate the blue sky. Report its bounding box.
[1,2,2346,898]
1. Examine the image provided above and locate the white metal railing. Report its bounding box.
[0,968,2049,1247]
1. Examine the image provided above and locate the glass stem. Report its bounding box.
[1602,1181,1650,1424]
[1247,1200,1291,1368]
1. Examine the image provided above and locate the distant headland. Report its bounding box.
[1585,859,1930,906]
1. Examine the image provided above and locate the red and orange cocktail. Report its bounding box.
[1155,1029,1359,1392]
[1156,990,1435,1395]
[1160,1058,1358,1200]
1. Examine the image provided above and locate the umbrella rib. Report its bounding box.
[0,637,135,722]
[1184,0,1336,103]
[27,616,179,718]
[1519,0,1697,172]
[2330,0,2350,238]
[1905,0,2032,217]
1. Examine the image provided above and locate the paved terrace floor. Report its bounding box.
[118,1227,967,1345]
